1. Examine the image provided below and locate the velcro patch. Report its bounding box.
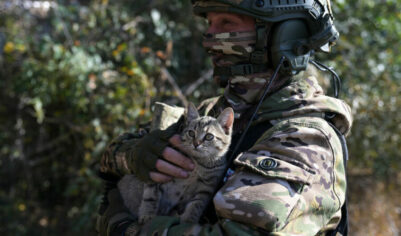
[234,152,316,185]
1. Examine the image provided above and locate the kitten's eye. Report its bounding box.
[204,133,214,141]
[188,130,195,137]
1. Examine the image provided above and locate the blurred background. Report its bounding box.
[0,0,400,235]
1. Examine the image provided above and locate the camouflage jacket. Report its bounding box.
[98,65,353,236]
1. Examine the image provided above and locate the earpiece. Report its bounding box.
[270,20,312,74]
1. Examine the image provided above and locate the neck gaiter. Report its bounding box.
[203,30,274,116]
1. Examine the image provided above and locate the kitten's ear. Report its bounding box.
[186,102,200,122]
[217,107,234,135]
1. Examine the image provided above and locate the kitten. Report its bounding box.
[118,103,234,224]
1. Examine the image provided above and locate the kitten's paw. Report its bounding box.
[179,200,204,223]
[180,213,199,223]
[138,215,154,225]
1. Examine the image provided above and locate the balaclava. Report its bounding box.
[202,23,281,117]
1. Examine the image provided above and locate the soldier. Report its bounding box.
[96,0,353,235]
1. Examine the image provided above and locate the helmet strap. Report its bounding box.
[213,64,269,77]
[250,20,269,65]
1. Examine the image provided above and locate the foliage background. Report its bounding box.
[0,0,400,235]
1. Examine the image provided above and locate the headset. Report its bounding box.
[269,18,342,97]
[269,18,339,74]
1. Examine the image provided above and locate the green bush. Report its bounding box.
[0,0,400,234]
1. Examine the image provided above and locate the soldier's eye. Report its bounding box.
[188,130,195,137]
[205,133,214,141]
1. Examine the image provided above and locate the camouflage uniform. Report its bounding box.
[97,64,352,235]
[97,0,351,235]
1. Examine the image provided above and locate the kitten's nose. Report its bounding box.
[193,140,201,149]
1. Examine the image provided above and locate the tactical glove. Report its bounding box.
[118,122,180,182]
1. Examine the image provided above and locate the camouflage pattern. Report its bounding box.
[202,31,256,62]
[105,65,353,236]
[100,131,148,177]
[255,67,352,135]
[215,115,346,234]
[222,69,287,117]
[203,30,277,114]
[150,102,185,131]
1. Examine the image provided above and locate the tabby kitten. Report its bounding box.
[118,103,234,224]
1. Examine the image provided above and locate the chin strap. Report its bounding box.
[251,21,269,64]
[213,63,269,77]
[213,63,270,87]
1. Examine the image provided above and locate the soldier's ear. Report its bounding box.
[217,107,234,135]
[186,102,200,122]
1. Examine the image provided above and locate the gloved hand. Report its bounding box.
[119,123,178,181]
[118,121,195,183]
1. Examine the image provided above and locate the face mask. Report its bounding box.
[202,30,257,66]
[203,30,273,115]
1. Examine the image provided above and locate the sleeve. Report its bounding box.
[124,117,346,236]
[214,117,346,235]
[99,129,148,178]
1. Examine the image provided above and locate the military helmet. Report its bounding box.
[192,0,339,74]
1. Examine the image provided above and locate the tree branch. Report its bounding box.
[183,69,213,96]
[160,67,188,107]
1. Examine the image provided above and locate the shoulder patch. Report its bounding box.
[234,151,316,185]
